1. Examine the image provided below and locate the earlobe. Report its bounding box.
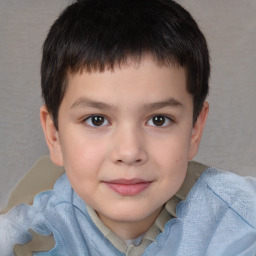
[40,105,64,166]
[188,101,209,160]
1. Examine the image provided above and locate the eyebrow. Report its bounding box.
[71,97,183,111]
[142,97,183,112]
[71,97,115,110]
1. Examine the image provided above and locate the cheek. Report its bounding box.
[60,133,109,178]
[151,131,191,164]
[149,129,191,184]
[61,138,109,203]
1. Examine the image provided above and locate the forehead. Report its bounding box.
[64,56,190,107]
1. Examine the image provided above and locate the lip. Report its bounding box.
[104,179,152,196]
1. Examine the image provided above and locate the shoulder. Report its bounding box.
[199,167,256,228]
[1,156,64,214]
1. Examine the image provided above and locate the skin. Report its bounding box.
[40,56,208,240]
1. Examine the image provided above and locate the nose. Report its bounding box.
[110,125,148,166]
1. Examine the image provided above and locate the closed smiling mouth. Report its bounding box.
[104,179,152,196]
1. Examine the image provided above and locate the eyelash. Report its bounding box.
[82,115,174,128]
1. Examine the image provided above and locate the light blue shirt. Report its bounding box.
[0,167,256,256]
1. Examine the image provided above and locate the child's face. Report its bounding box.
[41,56,208,238]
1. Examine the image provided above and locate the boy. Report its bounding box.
[1,0,256,255]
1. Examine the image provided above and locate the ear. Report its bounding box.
[40,105,64,166]
[188,101,209,160]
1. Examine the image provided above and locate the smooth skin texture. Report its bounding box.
[40,56,209,240]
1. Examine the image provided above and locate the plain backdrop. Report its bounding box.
[0,0,256,210]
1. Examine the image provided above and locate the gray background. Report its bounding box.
[0,0,256,210]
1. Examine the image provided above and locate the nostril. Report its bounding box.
[115,158,142,165]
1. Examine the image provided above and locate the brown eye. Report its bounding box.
[152,116,165,126]
[85,115,109,127]
[147,115,172,127]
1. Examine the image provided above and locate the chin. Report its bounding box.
[105,205,160,223]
